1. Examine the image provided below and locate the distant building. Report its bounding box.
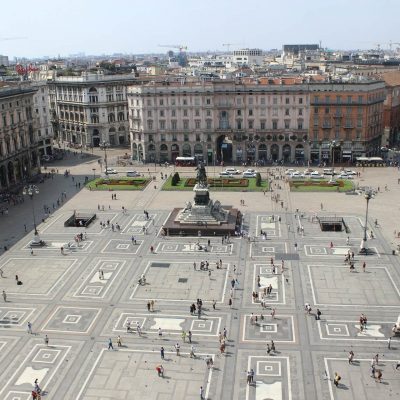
[232,49,264,66]
[0,55,9,67]
[0,85,40,190]
[283,44,319,56]
[48,71,137,147]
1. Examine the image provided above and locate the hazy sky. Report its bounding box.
[0,0,398,58]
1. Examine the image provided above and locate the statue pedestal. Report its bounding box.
[194,184,210,205]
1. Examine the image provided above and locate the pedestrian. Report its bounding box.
[2,290,6,302]
[151,300,155,311]
[271,340,276,353]
[316,309,322,320]
[266,343,271,355]
[160,346,165,360]
[44,335,49,346]
[108,338,114,350]
[193,262,196,270]
[388,337,392,349]
[175,342,180,356]
[158,327,162,338]
[27,322,32,334]
[333,372,341,387]
[182,330,187,342]
[362,261,366,272]
[200,386,204,400]
[247,370,252,385]
[117,335,122,347]
[190,344,195,358]
[156,364,164,378]
[271,308,276,319]
[147,301,151,312]
[376,369,382,383]
[250,368,254,383]
[229,297,233,308]
[374,353,379,366]
[212,300,216,310]
[136,321,142,336]
[348,350,354,364]
[188,330,192,343]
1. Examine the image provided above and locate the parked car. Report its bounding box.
[344,169,357,175]
[104,168,118,174]
[337,173,349,179]
[310,171,324,179]
[242,171,257,178]
[323,168,334,175]
[219,171,234,177]
[285,168,296,175]
[244,168,258,174]
[290,171,305,179]
[126,171,141,177]
[224,168,241,175]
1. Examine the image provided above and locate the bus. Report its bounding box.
[175,157,196,166]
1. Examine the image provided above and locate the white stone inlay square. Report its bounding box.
[116,244,129,250]
[63,314,81,324]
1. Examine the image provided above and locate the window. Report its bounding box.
[314,96,319,104]
[313,116,319,126]
[335,129,340,139]
[171,98,176,106]
[325,108,330,114]
[237,98,242,105]
[272,121,278,130]
[285,98,289,104]
[183,110,188,117]
[195,120,200,129]
[171,110,176,117]
[196,134,201,142]
[147,120,153,130]
[285,109,290,116]
[206,98,211,105]
[299,108,303,116]
[195,109,200,117]
[272,107,278,116]
[206,119,212,129]
[172,134,177,142]
[298,121,303,130]
[358,95,363,103]
[184,134,189,141]
[207,134,212,142]
[347,95,352,104]
[248,98,253,105]
[159,99,164,106]
[356,129,361,139]
[314,107,319,114]
[325,95,330,104]
[248,120,253,129]
[171,120,177,130]
[160,134,166,141]
[299,98,303,104]
[357,117,362,128]
[336,95,341,104]
[260,121,266,130]
[260,97,266,105]
[237,120,242,129]
[194,98,200,106]
[183,120,189,130]
[237,110,242,116]
[313,129,318,140]
[148,134,154,142]
[249,109,253,116]
[284,120,290,129]
[273,97,278,105]
[160,110,164,117]
[160,120,165,130]
[206,110,211,116]
[183,99,187,105]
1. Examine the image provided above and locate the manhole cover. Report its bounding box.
[151,263,170,268]
[178,278,188,283]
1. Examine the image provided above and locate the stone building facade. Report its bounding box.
[128,78,310,165]
[0,86,40,190]
[128,77,386,165]
[49,72,137,148]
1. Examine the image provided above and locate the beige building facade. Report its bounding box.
[0,86,40,190]
[128,79,311,165]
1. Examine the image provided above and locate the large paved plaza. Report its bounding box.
[0,156,400,399]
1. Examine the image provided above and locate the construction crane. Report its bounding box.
[222,43,243,52]
[158,44,187,52]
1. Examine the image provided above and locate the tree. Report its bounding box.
[171,172,180,186]
[255,172,262,187]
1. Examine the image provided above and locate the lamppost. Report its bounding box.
[329,140,339,183]
[359,190,373,254]
[102,141,109,176]
[22,184,39,238]
[92,168,96,180]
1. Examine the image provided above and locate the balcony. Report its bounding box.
[343,124,354,129]
[322,123,332,129]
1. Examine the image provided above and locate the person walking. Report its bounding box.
[117,335,122,347]
[190,344,195,358]
[175,343,180,356]
[271,340,276,353]
[182,330,187,343]
[388,337,392,349]
[27,322,32,334]
[333,372,341,387]
[160,346,165,360]
[44,335,49,346]
[2,290,6,302]
[108,338,114,350]
[200,386,204,400]
[188,330,192,343]
[348,350,354,364]
[362,262,366,272]
[212,300,216,310]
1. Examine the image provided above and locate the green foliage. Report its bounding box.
[255,172,262,187]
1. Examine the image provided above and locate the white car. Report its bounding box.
[337,173,348,179]
[344,169,357,176]
[104,168,118,174]
[224,168,241,175]
[310,171,324,179]
[126,171,141,177]
[219,171,234,177]
[285,169,295,175]
[290,171,305,179]
[243,172,257,178]
[244,169,258,174]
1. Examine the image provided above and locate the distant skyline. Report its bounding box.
[0,0,398,58]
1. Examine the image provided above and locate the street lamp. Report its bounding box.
[92,168,96,180]
[22,184,39,237]
[102,141,109,176]
[359,190,373,254]
[329,140,339,183]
